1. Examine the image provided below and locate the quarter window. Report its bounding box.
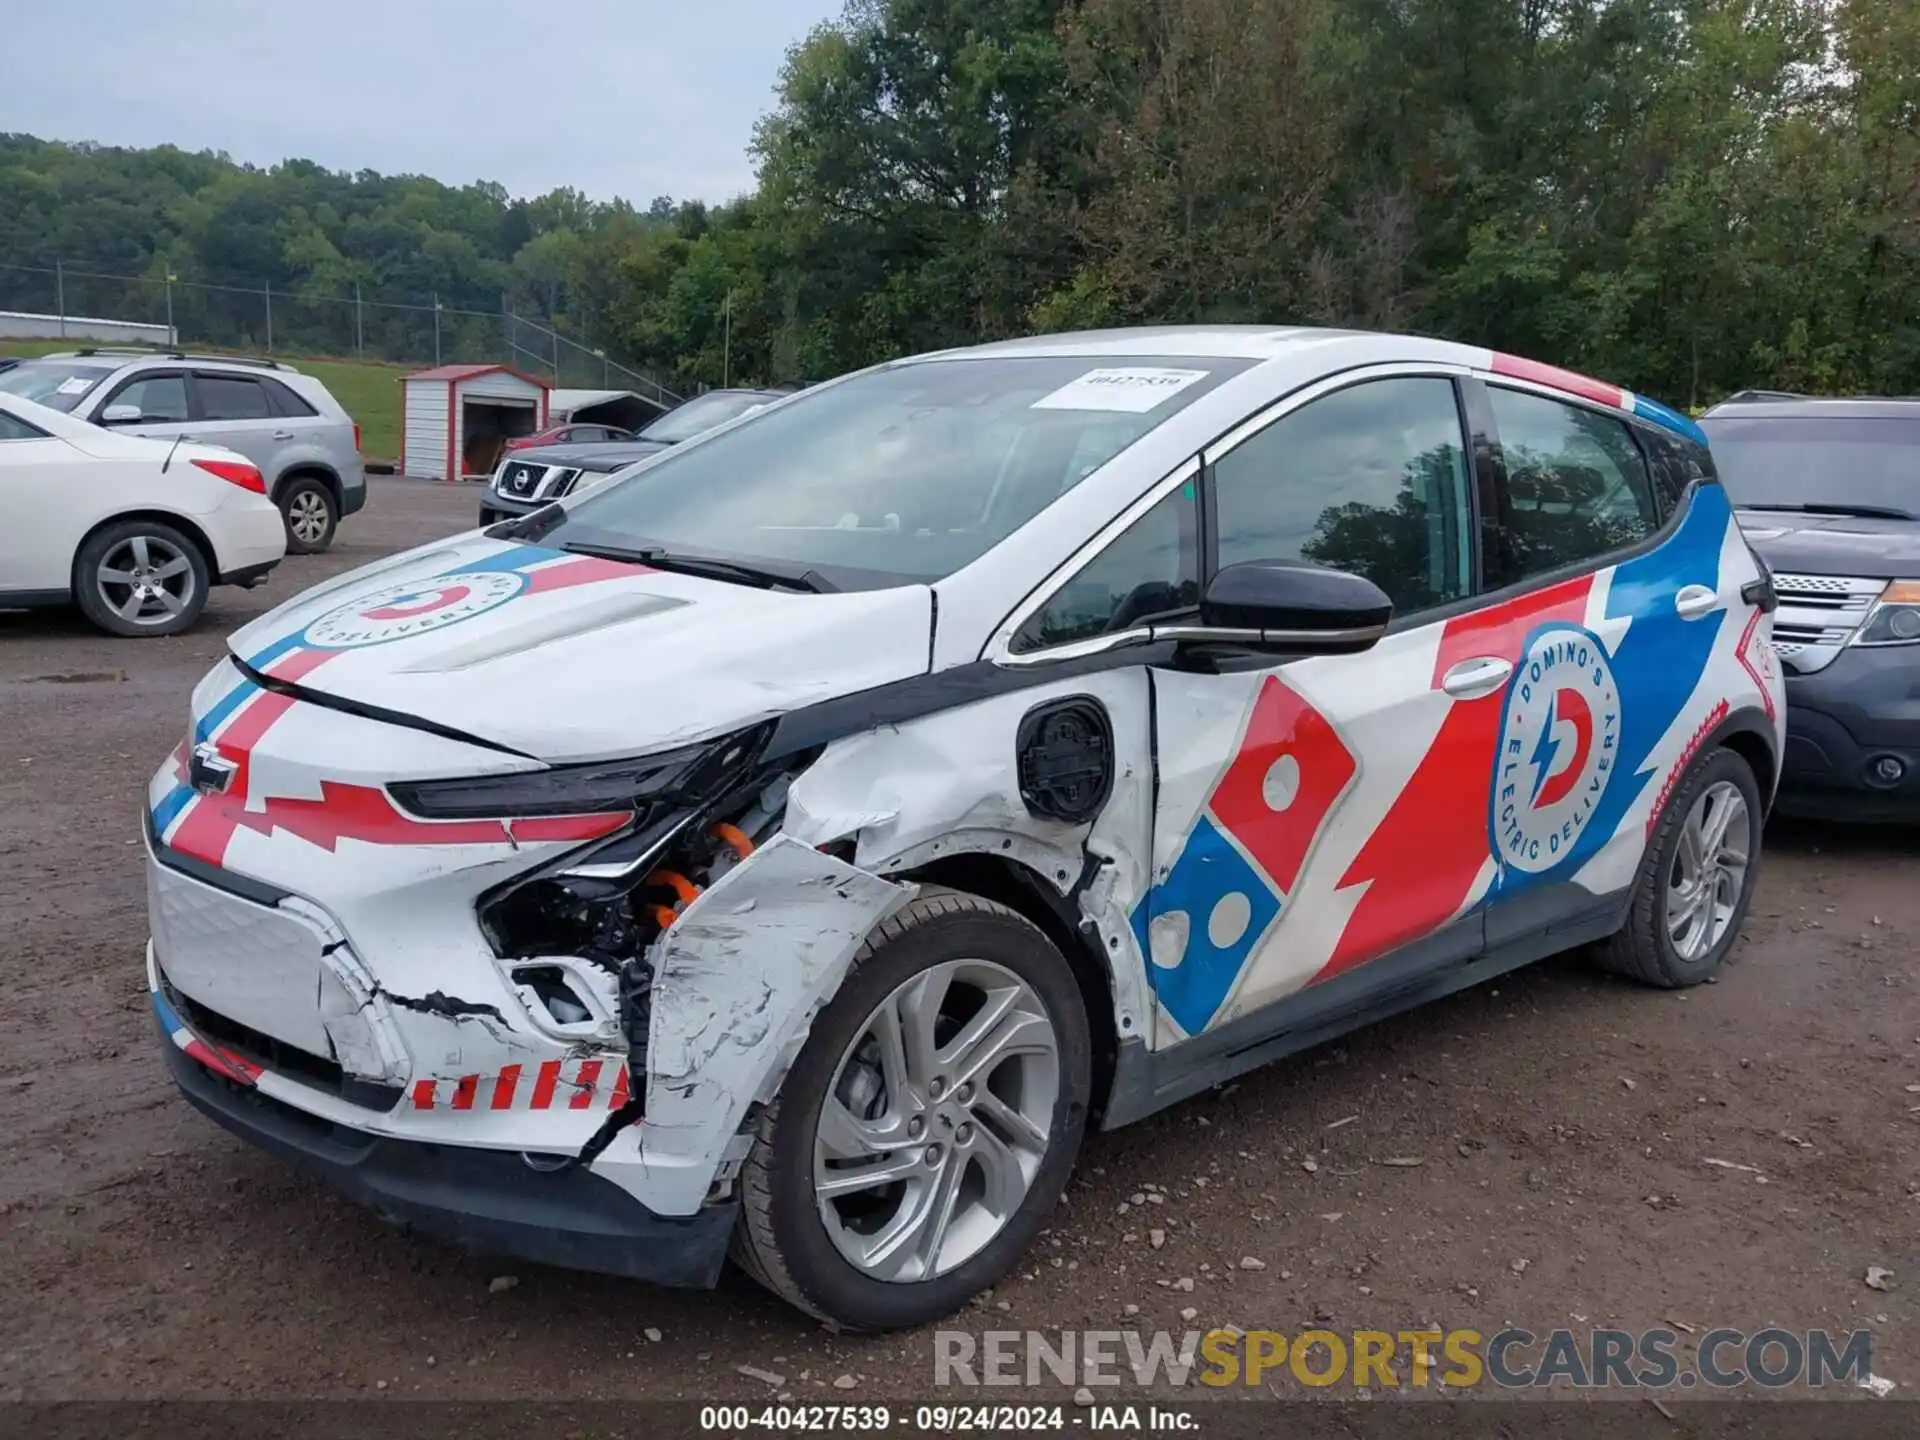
[1211,378,1474,615]
[1489,386,1660,580]
[1013,481,1199,652]
[262,377,318,417]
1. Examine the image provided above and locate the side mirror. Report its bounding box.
[1178,560,1393,655]
[100,404,143,425]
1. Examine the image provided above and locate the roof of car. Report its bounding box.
[1702,393,1920,421]
[29,348,300,373]
[910,325,1376,362]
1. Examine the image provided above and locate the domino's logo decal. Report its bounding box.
[1492,624,1622,875]
[304,569,530,648]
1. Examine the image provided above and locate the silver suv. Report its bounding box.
[0,350,367,553]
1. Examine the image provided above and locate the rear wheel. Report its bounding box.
[1596,747,1762,987]
[73,520,209,638]
[279,476,337,553]
[733,889,1092,1329]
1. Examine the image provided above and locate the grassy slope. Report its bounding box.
[0,338,407,462]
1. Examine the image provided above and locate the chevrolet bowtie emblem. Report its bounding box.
[188,742,237,795]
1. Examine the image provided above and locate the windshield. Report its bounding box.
[638,390,778,444]
[0,359,117,413]
[1702,414,1920,517]
[552,355,1249,589]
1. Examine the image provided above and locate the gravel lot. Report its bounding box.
[1,478,1914,1405]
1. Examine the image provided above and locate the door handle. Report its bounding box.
[1440,655,1514,699]
[271,429,295,441]
[1675,584,1720,619]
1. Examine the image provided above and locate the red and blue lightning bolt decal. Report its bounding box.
[151,545,643,866]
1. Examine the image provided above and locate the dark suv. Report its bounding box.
[1702,393,1920,820]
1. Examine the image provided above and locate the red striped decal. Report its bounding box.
[183,1038,263,1085]
[491,1063,522,1109]
[569,1059,604,1109]
[530,1059,561,1110]
[610,1066,630,1109]
[1490,353,1625,410]
[411,1079,436,1109]
[523,555,647,593]
[452,1075,478,1110]
[1321,575,1595,980]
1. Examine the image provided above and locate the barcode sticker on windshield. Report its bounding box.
[1031,367,1210,414]
[56,377,95,395]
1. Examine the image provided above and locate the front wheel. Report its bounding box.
[1597,747,1763,987]
[732,889,1092,1329]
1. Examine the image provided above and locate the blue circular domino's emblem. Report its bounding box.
[304,569,529,648]
[1492,624,1622,874]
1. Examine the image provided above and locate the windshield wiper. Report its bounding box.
[1738,502,1915,521]
[561,540,836,593]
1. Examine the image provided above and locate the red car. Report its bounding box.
[504,421,634,452]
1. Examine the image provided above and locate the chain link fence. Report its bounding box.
[0,261,684,408]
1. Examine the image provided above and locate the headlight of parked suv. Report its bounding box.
[1855,580,1920,646]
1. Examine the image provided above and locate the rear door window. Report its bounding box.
[1487,386,1660,582]
[196,374,273,421]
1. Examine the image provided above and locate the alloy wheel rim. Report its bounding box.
[1666,780,1750,962]
[813,959,1059,1283]
[96,534,195,626]
[289,491,329,542]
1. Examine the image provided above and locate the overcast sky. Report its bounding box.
[1,0,846,204]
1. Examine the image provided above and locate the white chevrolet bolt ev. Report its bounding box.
[0,391,286,636]
[144,327,1784,1329]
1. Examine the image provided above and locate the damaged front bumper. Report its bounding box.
[155,986,737,1286]
[147,799,912,1284]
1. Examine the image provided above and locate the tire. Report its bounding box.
[72,519,210,638]
[1596,747,1763,987]
[732,888,1093,1330]
[279,475,338,554]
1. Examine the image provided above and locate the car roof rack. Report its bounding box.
[1717,388,1812,403]
[64,347,291,371]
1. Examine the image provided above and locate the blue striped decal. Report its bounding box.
[440,543,565,576]
[152,783,195,836]
[193,672,262,745]
[1631,394,1710,447]
[241,630,311,672]
[152,986,185,1035]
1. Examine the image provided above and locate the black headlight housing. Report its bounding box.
[390,724,771,820]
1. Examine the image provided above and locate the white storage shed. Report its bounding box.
[401,363,551,481]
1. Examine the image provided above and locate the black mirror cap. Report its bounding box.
[1201,560,1394,636]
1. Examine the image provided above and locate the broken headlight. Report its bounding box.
[390,727,769,820]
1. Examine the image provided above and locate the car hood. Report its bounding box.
[1736,509,1920,580]
[510,439,671,471]
[223,536,934,762]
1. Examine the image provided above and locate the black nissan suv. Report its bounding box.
[1701,393,1920,821]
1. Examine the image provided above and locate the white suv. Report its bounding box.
[0,350,367,553]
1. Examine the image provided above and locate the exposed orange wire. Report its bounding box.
[647,869,702,905]
[710,822,755,859]
[648,905,679,929]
